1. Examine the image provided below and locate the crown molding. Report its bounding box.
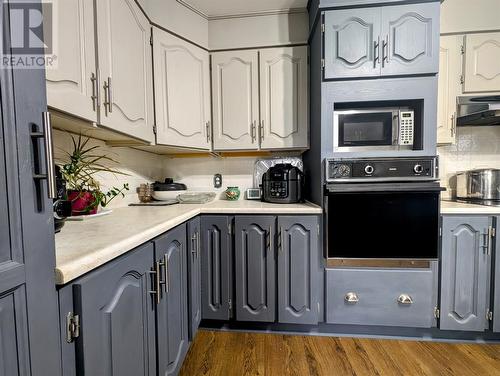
[176,0,307,21]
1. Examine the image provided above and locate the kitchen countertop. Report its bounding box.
[55,200,322,285]
[441,200,500,215]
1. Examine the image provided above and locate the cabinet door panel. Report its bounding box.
[324,8,381,79]
[381,2,439,76]
[96,0,154,142]
[235,216,276,322]
[260,47,309,150]
[201,216,232,320]
[153,29,210,149]
[187,217,202,340]
[278,216,320,325]
[440,216,491,331]
[74,243,156,376]
[212,51,259,150]
[45,0,97,122]
[437,35,463,145]
[464,33,500,93]
[155,225,189,376]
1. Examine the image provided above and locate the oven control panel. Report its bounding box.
[326,157,438,182]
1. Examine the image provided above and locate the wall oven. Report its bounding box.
[325,157,442,267]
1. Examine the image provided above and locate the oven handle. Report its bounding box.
[326,182,445,194]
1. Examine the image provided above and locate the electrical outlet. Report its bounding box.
[214,174,222,188]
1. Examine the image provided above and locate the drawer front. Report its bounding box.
[326,268,436,328]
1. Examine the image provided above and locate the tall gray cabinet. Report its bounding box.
[187,217,202,340]
[0,0,61,374]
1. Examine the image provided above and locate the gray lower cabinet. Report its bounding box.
[155,224,189,376]
[187,217,202,340]
[235,216,276,322]
[278,216,322,324]
[72,243,156,376]
[440,216,492,331]
[201,216,233,320]
[494,217,500,333]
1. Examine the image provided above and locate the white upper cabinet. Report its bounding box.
[211,50,260,151]
[380,2,440,76]
[96,0,154,143]
[259,46,309,150]
[464,32,500,93]
[324,8,381,79]
[153,29,211,150]
[45,0,97,122]
[437,35,463,145]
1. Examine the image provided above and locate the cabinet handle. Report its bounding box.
[103,77,112,115]
[397,294,413,305]
[251,121,256,143]
[267,226,272,251]
[90,73,97,111]
[345,292,359,304]
[450,114,456,138]
[197,230,200,258]
[382,35,389,68]
[31,112,57,200]
[148,261,162,305]
[191,232,198,258]
[278,228,284,253]
[164,254,169,293]
[206,121,211,143]
[373,37,380,68]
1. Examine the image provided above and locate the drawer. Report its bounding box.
[326,267,436,328]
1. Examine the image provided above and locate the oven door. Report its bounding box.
[325,182,441,264]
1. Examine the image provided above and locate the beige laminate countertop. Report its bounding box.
[54,200,322,285]
[440,201,500,215]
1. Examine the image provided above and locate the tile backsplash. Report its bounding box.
[438,126,500,198]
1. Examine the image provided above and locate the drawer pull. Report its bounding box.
[344,292,359,304]
[398,294,413,305]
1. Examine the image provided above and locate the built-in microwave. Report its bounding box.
[333,106,417,153]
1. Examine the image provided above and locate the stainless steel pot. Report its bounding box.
[456,169,500,200]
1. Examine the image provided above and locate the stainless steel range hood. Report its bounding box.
[457,95,500,126]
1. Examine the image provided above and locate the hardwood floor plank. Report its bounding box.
[179,330,500,376]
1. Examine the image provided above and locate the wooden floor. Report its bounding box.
[179,330,500,376]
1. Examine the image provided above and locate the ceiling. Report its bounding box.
[178,0,308,19]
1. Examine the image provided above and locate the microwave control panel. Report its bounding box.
[398,111,414,146]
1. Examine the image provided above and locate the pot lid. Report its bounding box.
[153,178,187,191]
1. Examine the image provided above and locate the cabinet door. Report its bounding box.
[494,218,500,333]
[464,32,500,93]
[96,0,154,142]
[278,216,321,325]
[187,217,201,340]
[437,35,463,145]
[211,50,259,150]
[74,243,156,376]
[235,216,276,322]
[260,47,309,150]
[201,216,232,320]
[155,225,189,376]
[440,216,491,331]
[380,2,439,76]
[324,8,381,79]
[153,28,211,149]
[45,0,97,122]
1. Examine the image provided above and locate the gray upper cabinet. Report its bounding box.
[440,216,492,332]
[187,217,202,340]
[155,225,189,376]
[380,2,439,77]
[73,243,156,376]
[201,216,233,320]
[278,217,321,325]
[323,2,439,79]
[235,217,276,322]
[324,8,381,79]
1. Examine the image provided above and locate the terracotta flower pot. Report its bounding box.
[68,191,98,216]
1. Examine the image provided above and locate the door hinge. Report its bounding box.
[487,309,493,321]
[317,224,320,236]
[66,312,80,343]
[490,227,496,238]
[460,45,465,55]
[153,124,157,135]
[434,306,440,319]
[321,23,325,33]
[460,75,465,85]
[321,59,325,70]
[227,222,232,236]
[150,32,153,46]
[439,227,442,237]
[228,299,232,312]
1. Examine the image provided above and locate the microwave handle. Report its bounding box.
[393,113,400,145]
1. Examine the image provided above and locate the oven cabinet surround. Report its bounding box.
[325,264,438,327]
[45,0,154,143]
[439,216,493,332]
[463,32,500,93]
[323,2,440,80]
[211,47,309,151]
[153,28,211,150]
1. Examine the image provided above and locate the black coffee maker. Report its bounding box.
[53,165,72,233]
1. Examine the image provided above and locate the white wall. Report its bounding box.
[208,12,309,50]
[441,0,500,34]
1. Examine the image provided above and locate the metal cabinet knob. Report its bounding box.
[397,294,413,305]
[344,292,359,304]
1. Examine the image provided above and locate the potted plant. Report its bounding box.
[59,134,130,216]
